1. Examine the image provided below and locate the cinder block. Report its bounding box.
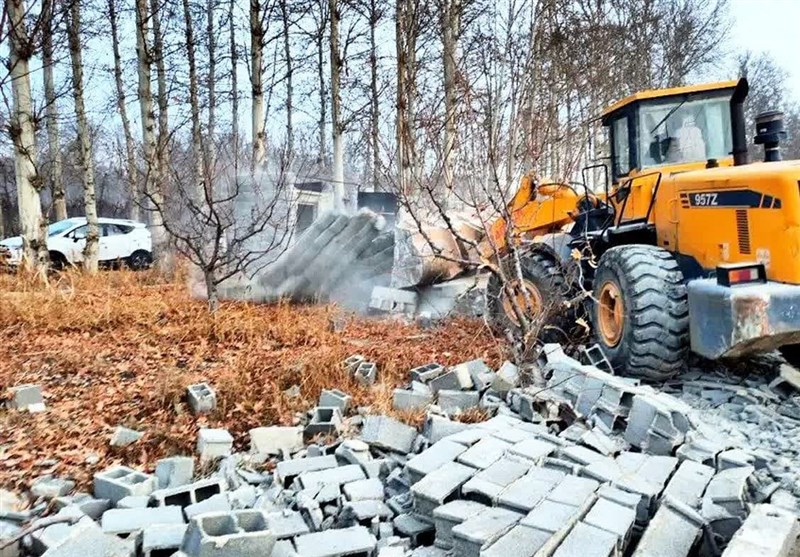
[456,436,510,470]
[520,498,585,536]
[10,384,44,412]
[249,426,303,457]
[546,475,599,508]
[508,438,557,464]
[187,383,216,415]
[583,498,636,551]
[360,415,417,454]
[491,362,519,394]
[116,495,149,509]
[369,286,418,315]
[632,498,706,557]
[343,355,365,374]
[344,478,385,501]
[293,525,377,557]
[276,455,339,488]
[393,513,434,547]
[410,363,445,383]
[428,371,461,394]
[38,520,134,557]
[497,467,565,513]
[185,494,232,520]
[432,500,487,549]
[451,506,522,557]
[155,456,195,489]
[150,478,226,509]
[481,525,552,557]
[406,440,468,485]
[305,407,343,437]
[354,362,378,386]
[181,510,276,557]
[109,426,143,447]
[393,388,433,411]
[411,461,476,517]
[196,429,233,462]
[342,500,393,524]
[624,393,692,455]
[662,460,714,508]
[93,466,157,505]
[437,390,479,414]
[319,389,352,413]
[461,457,530,506]
[101,506,184,536]
[264,510,310,539]
[142,524,187,557]
[297,464,366,491]
[722,504,800,556]
[31,476,75,499]
[704,465,754,518]
[552,522,617,557]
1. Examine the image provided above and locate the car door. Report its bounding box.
[99,224,131,261]
[66,225,87,263]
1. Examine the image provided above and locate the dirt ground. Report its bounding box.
[0,270,505,491]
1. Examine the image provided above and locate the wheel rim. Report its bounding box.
[598,280,624,346]
[501,279,544,326]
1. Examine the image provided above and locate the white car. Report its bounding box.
[0,217,153,269]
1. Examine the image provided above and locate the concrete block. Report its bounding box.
[491,362,519,395]
[456,436,510,470]
[343,354,365,374]
[185,493,232,520]
[624,393,692,455]
[580,428,626,456]
[57,495,110,520]
[31,476,75,499]
[432,500,487,549]
[369,286,418,315]
[452,507,522,557]
[196,429,233,462]
[596,485,641,511]
[411,461,476,517]
[276,455,339,488]
[497,467,565,513]
[438,390,479,413]
[116,495,149,509]
[297,464,366,491]
[142,524,187,557]
[305,407,344,437]
[109,426,143,447]
[546,475,599,507]
[482,524,552,557]
[361,415,417,454]
[393,513,434,547]
[393,388,433,411]
[462,457,530,506]
[676,431,726,467]
[341,500,393,524]
[704,465,754,518]
[354,362,378,386]
[187,383,216,415]
[93,466,156,505]
[428,370,461,394]
[583,498,636,551]
[0,520,20,557]
[264,510,310,539]
[293,526,377,557]
[319,389,352,413]
[406,439,468,485]
[717,449,756,470]
[410,363,445,383]
[181,510,276,556]
[443,427,491,446]
[552,522,617,557]
[662,460,714,508]
[31,508,93,555]
[632,498,706,557]
[151,478,226,509]
[344,478,384,501]
[335,439,373,467]
[423,415,471,443]
[9,384,44,412]
[575,373,606,416]
[451,359,490,390]
[250,426,304,457]
[155,456,195,489]
[722,504,800,556]
[40,520,134,557]
[559,445,610,466]
[101,505,184,536]
[520,498,585,536]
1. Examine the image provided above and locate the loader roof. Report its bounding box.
[601,79,739,120]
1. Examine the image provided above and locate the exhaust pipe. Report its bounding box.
[730,77,749,166]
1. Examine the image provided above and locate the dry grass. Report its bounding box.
[0,269,505,490]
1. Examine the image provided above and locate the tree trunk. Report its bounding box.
[229,0,239,171]
[329,0,344,210]
[108,0,140,221]
[42,0,66,222]
[182,0,204,199]
[250,0,266,168]
[368,0,379,190]
[67,0,99,273]
[395,0,418,197]
[205,269,219,312]
[7,0,47,270]
[280,0,294,161]
[315,0,327,166]
[151,0,169,191]
[441,0,460,191]
[205,0,217,179]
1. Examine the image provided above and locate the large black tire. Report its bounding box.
[49,251,68,271]
[487,252,574,344]
[127,250,153,271]
[591,245,689,381]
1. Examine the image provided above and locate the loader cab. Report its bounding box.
[602,81,739,183]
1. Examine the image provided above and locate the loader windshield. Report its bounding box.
[638,96,732,167]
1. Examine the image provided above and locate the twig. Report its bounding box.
[0,515,81,549]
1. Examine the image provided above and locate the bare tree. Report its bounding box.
[250,0,267,167]
[228,0,240,171]
[108,0,140,220]
[395,0,422,196]
[150,0,170,191]
[329,0,345,208]
[205,0,217,173]
[182,0,204,196]
[279,0,294,159]
[66,0,99,272]
[439,0,461,191]
[42,0,67,221]
[7,0,48,270]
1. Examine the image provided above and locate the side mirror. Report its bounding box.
[72,236,80,243]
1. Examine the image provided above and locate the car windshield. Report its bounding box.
[47,220,78,237]
[638,96,732,168]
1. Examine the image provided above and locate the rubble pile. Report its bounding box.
[2,347,800,557]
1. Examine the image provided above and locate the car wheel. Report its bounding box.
[127,250,152,271]
[49,251,68,271]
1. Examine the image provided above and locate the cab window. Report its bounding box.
[612,116,631,178]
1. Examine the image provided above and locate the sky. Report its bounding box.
[729,0,800,99]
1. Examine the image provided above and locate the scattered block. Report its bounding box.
[196,428,234,462]
[187,383,216,415]
[10,384,44,412]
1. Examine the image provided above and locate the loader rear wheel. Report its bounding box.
[487,252,572,343]
[591,245,689,381]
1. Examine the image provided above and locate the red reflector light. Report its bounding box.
[716,263,767,287]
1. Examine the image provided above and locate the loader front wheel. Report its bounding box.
[591,245,689,381]
[487,252,573,343]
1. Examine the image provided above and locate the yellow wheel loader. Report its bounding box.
[486,78,800,380]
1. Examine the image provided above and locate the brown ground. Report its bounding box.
[0,270,505,491]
